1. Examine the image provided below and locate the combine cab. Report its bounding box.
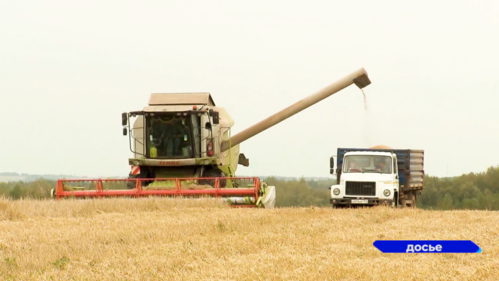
[53,68,372,208]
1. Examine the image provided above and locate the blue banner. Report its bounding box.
[373,240,481,253]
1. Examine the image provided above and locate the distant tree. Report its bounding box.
[307,181,318,188]
[461,198,479,210]
[437,193,454,210]
[9,184,22,199]
[0,182,8,197]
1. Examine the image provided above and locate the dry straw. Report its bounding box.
[1,197,498,280]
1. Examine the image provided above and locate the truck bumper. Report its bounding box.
[330,198,393,206]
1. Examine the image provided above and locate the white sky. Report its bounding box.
[1,0,498,178]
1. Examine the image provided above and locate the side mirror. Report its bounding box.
[210,111,219,124]
[205,122,212,130]
[122,113,128,126]
[330,157,334,174]
[123,127,127,136]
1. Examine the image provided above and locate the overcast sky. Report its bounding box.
[1,0,498,178]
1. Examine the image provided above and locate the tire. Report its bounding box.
[127,174,138,189]
[403,192,416,208]
[392,192,398,208]
[199,169,226,187]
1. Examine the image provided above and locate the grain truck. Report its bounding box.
[329,146,424,208]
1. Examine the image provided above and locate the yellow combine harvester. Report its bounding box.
[53,68,372,208]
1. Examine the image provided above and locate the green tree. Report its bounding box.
[9,184,23,199]
[437,193,454,210]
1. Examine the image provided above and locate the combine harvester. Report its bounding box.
[52,68,372,208]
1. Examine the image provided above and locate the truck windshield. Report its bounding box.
[145,114,194,158]
[343,155,392,174]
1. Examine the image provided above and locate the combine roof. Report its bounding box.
[148,92,216,106]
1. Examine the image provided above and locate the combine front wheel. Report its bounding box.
[199,169,226,187]
[127,174,138,189]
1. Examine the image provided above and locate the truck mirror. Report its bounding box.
[205,122,212,130]
[122,113,128,126]
[123,127,127,136]
[330,157,334,174]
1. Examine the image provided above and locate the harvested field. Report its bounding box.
[1,198,498,280]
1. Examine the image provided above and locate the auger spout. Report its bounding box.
[220,68,371,152]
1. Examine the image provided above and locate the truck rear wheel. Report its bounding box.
[403,192,416,208]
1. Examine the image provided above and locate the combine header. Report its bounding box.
[52,68,372,208]
[53,177,274,208]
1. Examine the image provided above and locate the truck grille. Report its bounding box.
[345,181,376,196]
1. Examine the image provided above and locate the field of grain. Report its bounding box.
[1,198,498,280]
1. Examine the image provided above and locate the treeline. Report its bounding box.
[417,166,499,210]
[264,177,334,207]
[0,179,55,199]
[0,177,335,207]
[0,180,127,199]
[1,166,499,210]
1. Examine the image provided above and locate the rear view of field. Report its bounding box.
[1,198,498,280]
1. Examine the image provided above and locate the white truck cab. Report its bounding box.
[330,151,399,207]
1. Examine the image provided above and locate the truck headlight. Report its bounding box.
[333,188,340,195]
[383,189,391,197]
